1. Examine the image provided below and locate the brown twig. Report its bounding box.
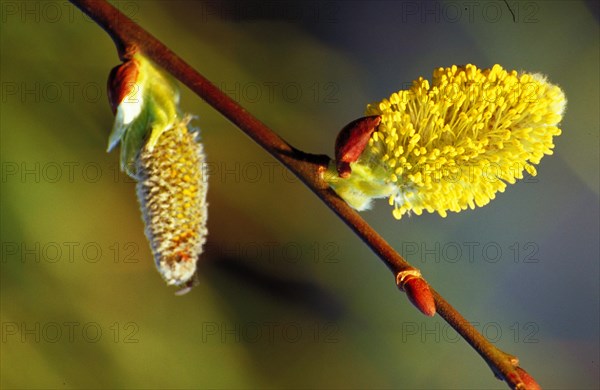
[69,1,538,388]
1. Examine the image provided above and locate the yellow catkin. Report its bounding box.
[136,116,208,286]
[365,64,566,219]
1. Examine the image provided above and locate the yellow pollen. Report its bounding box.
[363,64,566,219]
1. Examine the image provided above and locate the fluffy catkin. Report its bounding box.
[135,116,208,286]
[325,64,566,219]
[364,65,566,219]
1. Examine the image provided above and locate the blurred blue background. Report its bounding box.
[1,1,598,388]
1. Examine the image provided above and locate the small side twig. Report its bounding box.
[69,1,538,388]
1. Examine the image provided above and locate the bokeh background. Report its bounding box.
[1,1,598,389]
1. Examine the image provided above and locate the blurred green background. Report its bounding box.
[1,1,598,388]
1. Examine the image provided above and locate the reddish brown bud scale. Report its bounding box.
[505,372,521,387]
[396,269,436,317]
[515,367,542,390]
[107,59,140,115]
[335,115,381,178]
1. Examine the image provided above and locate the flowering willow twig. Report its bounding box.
[69,1,540,388]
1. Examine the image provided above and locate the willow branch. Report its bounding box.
[69,1,538,388]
